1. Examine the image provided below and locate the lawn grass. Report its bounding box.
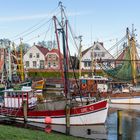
[0,124,86,140]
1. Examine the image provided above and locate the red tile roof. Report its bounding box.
[36,45,49,56]
[47,48,63,57]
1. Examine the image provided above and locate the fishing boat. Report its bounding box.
[0,2,108,127]
[0,87,108,125]
[73,35,108,99]
[99,26,140,104]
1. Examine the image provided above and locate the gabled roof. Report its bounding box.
[82,47,92,56]
[46,48,63,57]
[36,45,49,56]
[116,47,127,60]
[82,41,114,59]
[82,42,104,56]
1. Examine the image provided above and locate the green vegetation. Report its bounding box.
[0,124,85,140]
[28,71,103,79]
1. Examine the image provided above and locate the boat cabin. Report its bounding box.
[79,75,108,93]
[3,86,37,108]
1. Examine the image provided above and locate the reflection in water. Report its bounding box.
[107,110,140,140]
[51,124,107,140]
[28,107,140,140]
[28,122,107,139]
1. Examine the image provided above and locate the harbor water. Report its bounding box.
[29,104,140,140]
[55,104,140,140]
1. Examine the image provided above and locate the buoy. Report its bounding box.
[45,116,52,124]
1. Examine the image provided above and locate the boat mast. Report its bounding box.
[78,36,82,78]
[58,1,70,135]
[7,41,12,82]
[19,39,25,82]
[53,16,64,80]
[91,44,94,76]
[0,42,6,83]
[131,24,137,85]
[127,27,137,85]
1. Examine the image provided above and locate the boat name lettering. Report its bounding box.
[89,106,94,111]
[81,108,88,113]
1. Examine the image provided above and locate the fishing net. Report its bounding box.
[99,37,140,83]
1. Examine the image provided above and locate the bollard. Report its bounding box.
[23,100,27,123]
[117,110,122,140]
[87,129,91,135]
[65,103,70,135]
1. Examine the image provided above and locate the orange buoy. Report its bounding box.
[81,83,87,89]
[45,116,52,124]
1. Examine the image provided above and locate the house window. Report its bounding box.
[97,53,100,57]
[84,62,91,67]
[88,62,91,67]
[40,60,44,69]
[53,55,56,59]
[102,52,105,57]
[33,61,36,67]
[48,54,51,58]
[29,53,32,58]
[26,61,29,67]
[94,52,97,57]
[53,61,56,67]
[36,53,40,58]
[48,62,51,67]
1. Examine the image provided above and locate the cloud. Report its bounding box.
[0,14,52,22]
[0,11,90,22]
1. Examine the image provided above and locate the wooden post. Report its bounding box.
[65,102,70,135]
[23,100,27,123]
[117,110,122,140]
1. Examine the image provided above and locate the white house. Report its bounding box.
[23,45,48,69]
[81,42,114,70]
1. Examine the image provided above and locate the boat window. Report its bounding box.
[24,95,27,98]
[0,96,3,102]
[12,92,16,97]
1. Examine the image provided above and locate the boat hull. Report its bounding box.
[102,92,140,104]
[0,100,108,125]
[110,96,140,104]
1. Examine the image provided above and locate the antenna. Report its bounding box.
[58,1,65,27]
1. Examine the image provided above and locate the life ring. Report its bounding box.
[81,83,87,89]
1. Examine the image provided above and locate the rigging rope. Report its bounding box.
[107,36,126,52]
[11,5,60,41]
